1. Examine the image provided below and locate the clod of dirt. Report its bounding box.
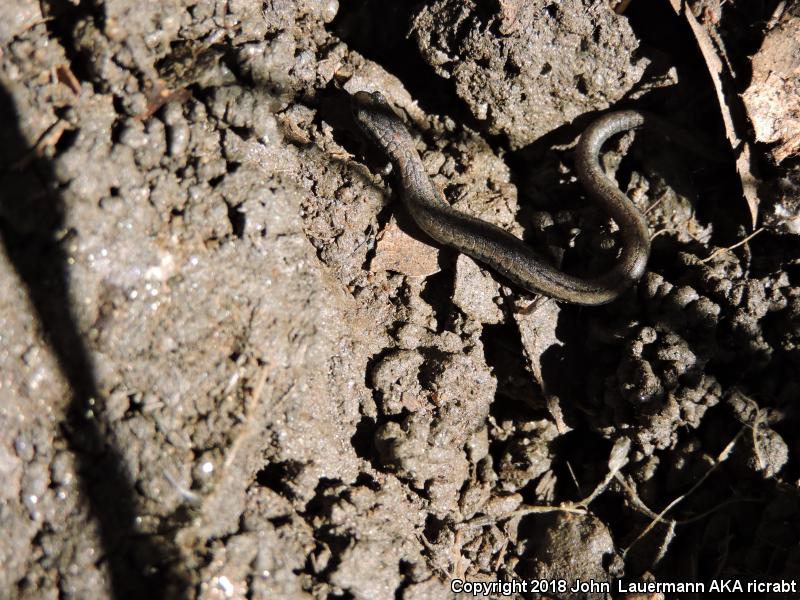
[411,0,647,148]
[497,419,559,492]
[307,478,428,600]
[761,164,800,235]
[0,0,41,46]
[373,349,496,514]
[369,349,427,415]
[517,512,623,599]
[452,254,504,324]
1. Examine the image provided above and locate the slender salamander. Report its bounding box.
[352,90,651,305]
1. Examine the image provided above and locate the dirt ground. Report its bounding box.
[1,0,799,598]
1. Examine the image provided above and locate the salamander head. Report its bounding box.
[351,90,406,147]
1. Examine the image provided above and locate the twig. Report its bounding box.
[615,473,662,521]
[511,504,588,518]
[455,503,587,531]
[622,427,746,558]
[575,437,630,508]
[12,119,72,170]
[652,519,676,567]
[752,406,766,472]
[565,460,582,496]
[700,227,764,263]
[644,195,666,215]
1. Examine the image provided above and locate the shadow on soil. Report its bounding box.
[0,85,188,599]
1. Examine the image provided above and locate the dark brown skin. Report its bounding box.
[352,90,651,305]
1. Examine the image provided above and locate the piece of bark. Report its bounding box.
[667,0,762,227]
[742,6,800,164]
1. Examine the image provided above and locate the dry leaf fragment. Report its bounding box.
[369,218,440,277]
